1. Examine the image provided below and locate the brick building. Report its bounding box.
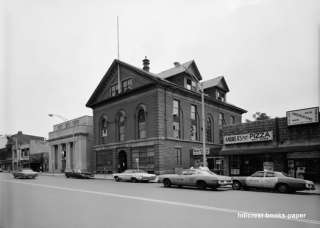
[86,58,246,174]
[0,132,49,171]
[221,108,320,182]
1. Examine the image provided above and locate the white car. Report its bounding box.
[112,169,156,182]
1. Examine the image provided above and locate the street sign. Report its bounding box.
[287,107,319,126]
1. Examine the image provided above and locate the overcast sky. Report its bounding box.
[1,0,319,138]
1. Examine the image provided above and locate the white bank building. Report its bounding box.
[48,116,94,173]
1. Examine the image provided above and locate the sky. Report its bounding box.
[0,0,319,138]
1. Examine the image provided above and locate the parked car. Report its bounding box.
[158,167,233,190]
[65,170,94,179]
[13,169,38,179]
[0,168,3,172]
[232,170,316,193]
[112,169,156,182]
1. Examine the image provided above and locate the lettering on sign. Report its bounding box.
[287,107,319,126]
[193,148,209,155]
[224,131,273,144]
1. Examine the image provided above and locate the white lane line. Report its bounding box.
[2,179,320,225]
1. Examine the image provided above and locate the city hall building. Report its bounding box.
[221,107,320,182]
[86,58,246,174]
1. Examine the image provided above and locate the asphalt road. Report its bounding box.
[0,173,319,228]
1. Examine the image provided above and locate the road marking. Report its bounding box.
[2,179,320,225]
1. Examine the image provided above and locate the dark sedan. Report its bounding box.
[232,170,316,193]
[65,170,94,179]
[13,169,38,179]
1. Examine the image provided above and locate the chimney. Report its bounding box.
[142,56,150,72]
[174,62,180,67]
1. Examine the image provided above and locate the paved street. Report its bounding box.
[0,173,319,228]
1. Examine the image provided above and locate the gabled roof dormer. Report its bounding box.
[157,60,202,92]
[202,76,229,102]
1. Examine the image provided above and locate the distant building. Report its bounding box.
[221,107,320,182]
[0,131,49,171]
[86,58,246,174]
[48,116,94,173]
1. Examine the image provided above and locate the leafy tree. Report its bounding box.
[246,112,271,122]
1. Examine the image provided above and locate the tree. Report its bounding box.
[246,112,271,122]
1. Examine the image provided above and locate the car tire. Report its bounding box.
[163,179,172,188]
[114,176,120,182]
[232,181,242,190]
[276,183,289,193]
[197,180,207,190]
[131,178,138,183]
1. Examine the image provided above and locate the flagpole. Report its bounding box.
[117,16,121,94]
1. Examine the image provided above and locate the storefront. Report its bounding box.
[221,107,320,182]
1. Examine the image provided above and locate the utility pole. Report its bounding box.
[201,83,207,167]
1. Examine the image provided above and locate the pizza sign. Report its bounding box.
[224,131,273,144]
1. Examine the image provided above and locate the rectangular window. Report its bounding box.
[111,84,118,97]
[173,100,179,116]
[191,105,196,120]
[122,78,133,92]
[54,145,58,169]
[176,148,182,165]
[216,90,225,102]
[186,79,192,90]
[218,113,225,126]
[230,116,236,125]
[191,124,196,141]
[173,122,180,139]
[191,81,197,91]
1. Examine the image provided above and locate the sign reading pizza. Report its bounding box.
[287,107,319,126]
[224,131,273,144]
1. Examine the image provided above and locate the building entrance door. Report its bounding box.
[118,151,127,172]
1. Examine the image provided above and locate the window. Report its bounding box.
[132,147,154,170]
[118,112,126,141]
[54,145,58,169]
[251,171,265,177]
[218,113,225,126]
[190,105,196,120]
[190,105,198,141]
[173,100,179,116]
[101,116,108,137]
[186,79,192,90]
[206,117,213,142]
[216,90,225,102]
[138,108,146,139]
[173,100,181,139]
[176,148,182,165]
[122,78,133,92]
[266,172,275,177]
[110,84,118,97]
[230,116,236,125]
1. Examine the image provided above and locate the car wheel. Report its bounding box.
[197,180,207,190]
[114,176,120,182]
[277,184,289,193]
[131,177,138,183]
[232,181,242,190]
[163,179,172,187]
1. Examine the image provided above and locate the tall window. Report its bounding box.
[54,145,58,169]
[190,105,198,141]
[186,79,192,90]
[118,112,126,141]
[176,148,182,165]
[230,116,236,125]
[173,100,181,139]
[101,116,108,137]
[138,108,146,139]
[69,142,73,170]
[218,113,225,126]
[110,84,118,97]
[206,117,213,143]
[122,78,133,92]
[216,90,225,102]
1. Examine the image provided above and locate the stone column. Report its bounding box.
[66,143,71,171]
[57,144,62,172]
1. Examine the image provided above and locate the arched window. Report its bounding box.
[138,108,146,139]
[118,112,126,141]
[100,115,108,144]
[206,117,213,143]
